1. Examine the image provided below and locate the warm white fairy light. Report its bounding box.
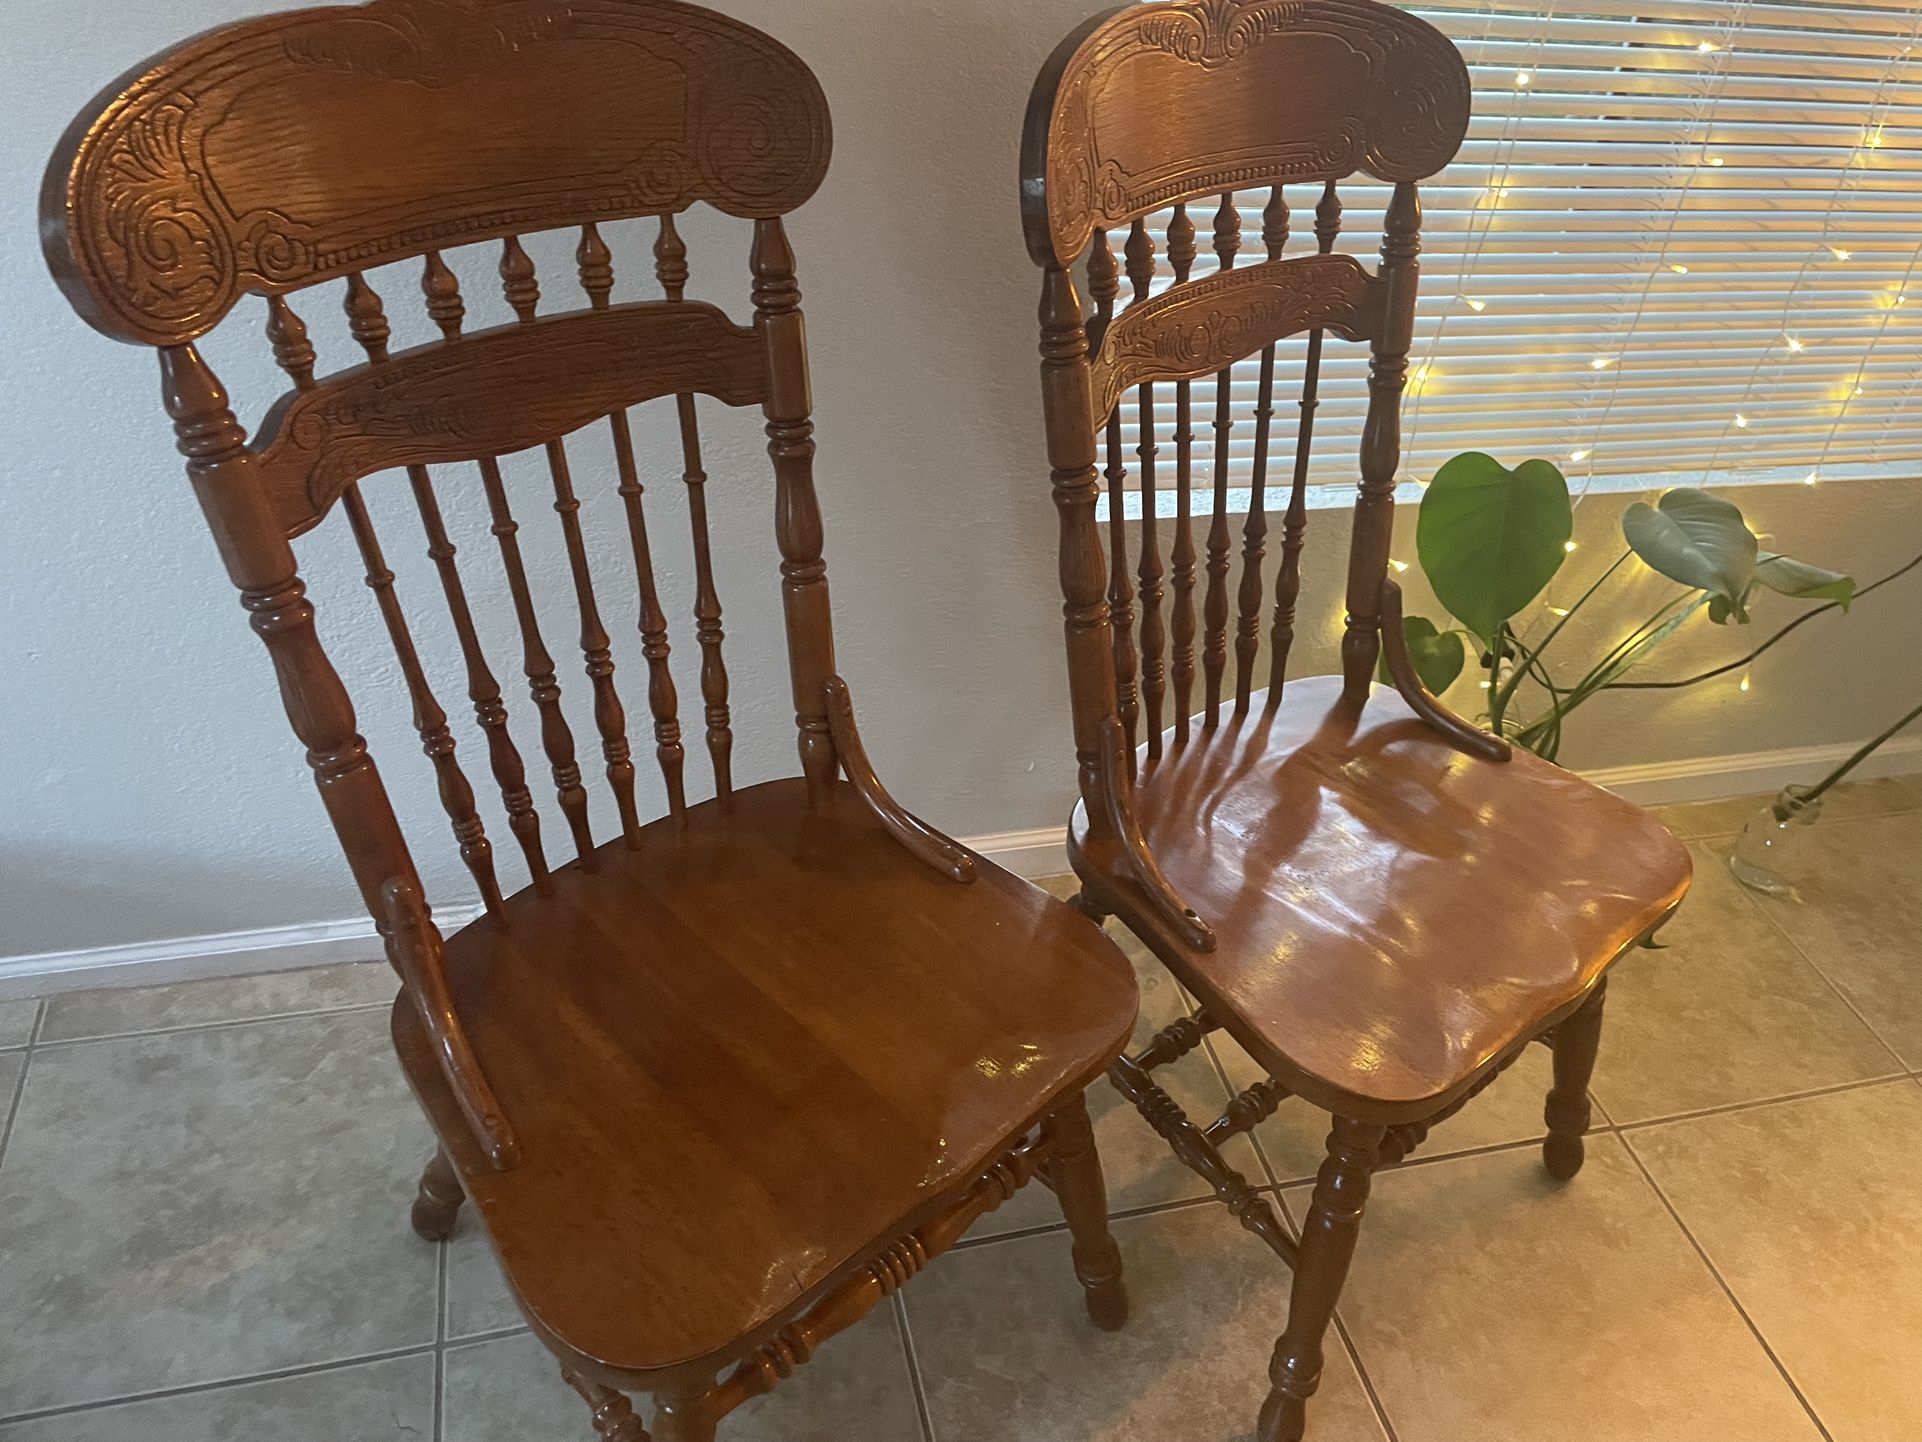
[1829,245,1852,260]
[1569,448,1590,461]
[1739,670,1752,693]
[1463,296,1487,312]
[1708,155,1726,167]
[1515,69,1533,86]
[1669,262,1691,274]
[1390,558,1411,573]
[1546,604,1571,616]
[1785,335,1805,352]
[1733,413,1749,428]
[1590,356,1615,370]
[1804,471,1820,485]
[1697,39,1720,53]
[1563,540,1579,553]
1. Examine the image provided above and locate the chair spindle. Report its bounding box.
[752,216,838,803]
[322,281,508,918]
[1167,202,1198,744]
[657,214,735,804]
[480,455,596,866]
[581,223,689,825]
[1088,232,1138,768]
[1202,192,1240,726]
[1268,181,1342,702]
[407,259,553,889]
[500,236,540,323]
[1344,181,1419,698]
[1124,219,1166,759]
[1235,188,1289,713]
[545,436,642,848]
[422,251,465,341]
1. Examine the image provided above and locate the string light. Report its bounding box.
[1669,263,1691,274]
[1591,356,1616,370]
[1389,558,1411,573]
[1569,448,1590,461]
[1546,604,1571,616]
[1804,471,1820,485]
[1829,246,1853,260]
[1739,670,1752,693]
[1785,335,1805,352]
[1697,39,1720,53]
[1462,296,1487,312]
[1564,540,1579,553]
[1734,413,1749,428]
[1708,155,1726,167]
[1515,69,1533,87]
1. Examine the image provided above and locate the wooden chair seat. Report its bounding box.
[395,776,1138,1383]
[1074,676,1691,1119]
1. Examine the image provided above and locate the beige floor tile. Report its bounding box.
[907,1201,1387,1442]
[1747,811,1922,1066]
[37,961,395,1044]
[0,1012,438,1416]
[976,935,1258,1239]
[1629,1080,1922,1442]
[1589,840,1900,1123]
[1285,1134,1821,1442]
[1211,1027,1570,1185]
[444,1214,525,1341]
[442,1305,923,1441]
[1654,776,1922,841]
[0,1353,435,1442]
[0,1000,38,1051]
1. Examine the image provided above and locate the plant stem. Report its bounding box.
[1800,699,1922,806]
[1609,549,1921,691]
[1490,548,1632,719]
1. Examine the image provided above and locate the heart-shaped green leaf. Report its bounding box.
[1416,452,1573,647]
[1622,488,1757,621]
[1754,551,1855,609]
[1376,615,1467,695]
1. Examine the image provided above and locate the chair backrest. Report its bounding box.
[1021,0,1469,858]
[42,0,835,941]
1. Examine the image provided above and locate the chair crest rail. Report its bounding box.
[1087,252,1382,424]
[254,301,766,537]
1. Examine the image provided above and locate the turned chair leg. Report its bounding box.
[1043,1089,1130,1330]
[561,1369,651,1441]
[651,1391,719,1442]
[410,1147,465,1241]
[1543,980,1607,1182]
[1256,1116,1384,1442]
[1067,889,1111,923]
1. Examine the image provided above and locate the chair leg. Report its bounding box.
[409,1147,465,1241]
[1256,1116,1384,1442]
[1043,1090,1130,1331]
[1543,980,1607,1182]
[1067,889,1111,923]
[560,1369,651,1441]
[652,1391,718,1442]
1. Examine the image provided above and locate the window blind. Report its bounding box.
[1115,0,1922,499]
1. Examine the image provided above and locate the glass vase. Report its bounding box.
[1727,783,1822,896]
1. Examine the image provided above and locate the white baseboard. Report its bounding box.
[4,740,1916,1001]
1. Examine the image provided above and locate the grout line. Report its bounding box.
[891,1292,938,1442]
[1743,887,1913,1074]
[433,1237,450,1442]
[28,1001,397,1052]
[441,1323,533,1352]
[0,1049,29,1180]
[0,1341,441,1427]
[954,1189,1231,1252]
[25,996,46,1048]
[1615,1073,1912,1133]
[1613,1126,1836,1442]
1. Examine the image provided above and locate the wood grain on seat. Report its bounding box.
[1075,677,1689,1118]
[398,777,1137,1382]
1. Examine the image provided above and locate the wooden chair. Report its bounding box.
[41,3,1140,1435]
[1021,3,1694,1438]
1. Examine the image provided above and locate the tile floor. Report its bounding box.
[1,779,1918,1441]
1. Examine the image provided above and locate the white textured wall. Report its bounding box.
[3,0,1919,962]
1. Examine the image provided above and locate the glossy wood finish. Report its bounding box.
[1023,5,1692,1437]
[47,5,1139,1437]
[396,778,1137,1389]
